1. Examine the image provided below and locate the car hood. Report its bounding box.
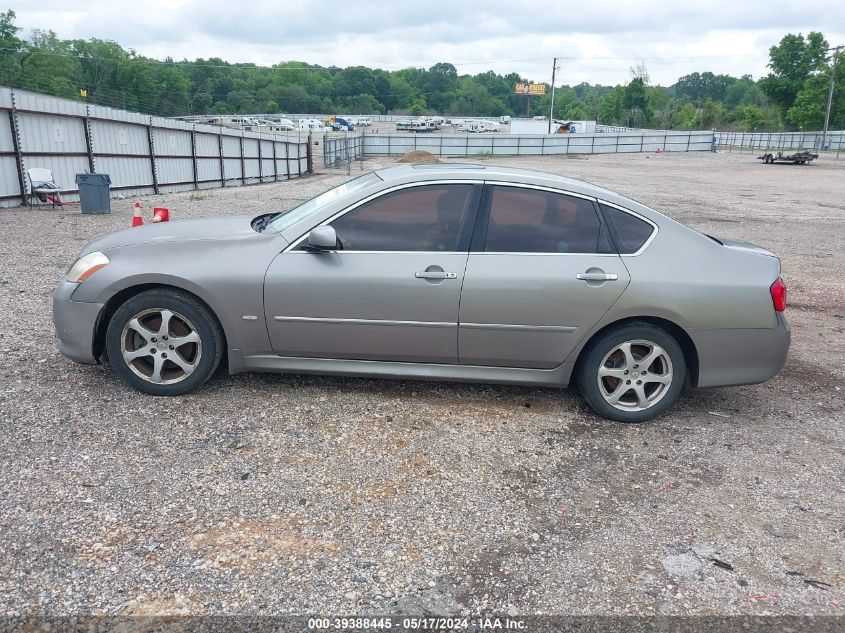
[82,215,260,255]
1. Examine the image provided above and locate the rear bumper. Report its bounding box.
[691,314,790,388]
[53,280,103,364]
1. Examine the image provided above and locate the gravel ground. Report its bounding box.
[0,151,843,618]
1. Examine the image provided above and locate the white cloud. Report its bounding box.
[8,0,845,85]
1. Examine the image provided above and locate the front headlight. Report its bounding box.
[66,251,109,283]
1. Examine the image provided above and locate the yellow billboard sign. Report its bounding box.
[514,83,546,95]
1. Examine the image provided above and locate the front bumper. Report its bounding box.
[691,313,791,388]
[53,280,103,364]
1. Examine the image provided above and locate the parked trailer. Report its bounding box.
[757,150,819,165]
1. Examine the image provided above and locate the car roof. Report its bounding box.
[374,163,632,204]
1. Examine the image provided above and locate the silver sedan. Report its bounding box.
[53,164,790,422]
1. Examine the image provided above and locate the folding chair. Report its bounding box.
[27,167,63,208]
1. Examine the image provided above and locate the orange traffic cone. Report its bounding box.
[152,207,169,223]
[132,201,143,227]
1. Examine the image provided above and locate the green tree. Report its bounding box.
[341,93,384,114]
[700,99,727,128]
[623,78,651,126]
[0,10,22,87]
[420,63,458,112]
[670,100,700,129]
[675,72,735,103]
[787,52,845,130]
[730,104,766,130]
[760,32,829,117]
[599,86,625,125]
[19,30,80,99]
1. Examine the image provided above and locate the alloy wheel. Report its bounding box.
[596,339,673,412]
[120,308,202,385]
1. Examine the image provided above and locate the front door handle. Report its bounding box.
[576,272,618,281]
[415,271,457,280]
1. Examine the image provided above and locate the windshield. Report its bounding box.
[266,172,382,233]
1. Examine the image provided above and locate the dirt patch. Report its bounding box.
[397,150,439,164]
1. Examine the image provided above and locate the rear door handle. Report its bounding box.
[576,272,618,281]
[415,271,457,279]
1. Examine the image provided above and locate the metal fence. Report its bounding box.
[0,87,311,208]
[323,133,364,169]
[358,130,714,157]
[716,131,844,157]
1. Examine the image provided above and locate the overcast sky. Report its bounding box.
[9,1,845,86]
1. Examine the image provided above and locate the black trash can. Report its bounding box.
[75,173,112,214]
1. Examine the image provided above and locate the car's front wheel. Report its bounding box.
[105,289,224,395]
[577,324,686,422]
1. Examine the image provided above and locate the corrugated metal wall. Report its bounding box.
[0,87,311,207]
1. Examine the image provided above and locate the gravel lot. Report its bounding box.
[0,151,843,618]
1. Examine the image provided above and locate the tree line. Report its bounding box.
[0,11,841,132]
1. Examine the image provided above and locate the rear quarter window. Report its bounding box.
[600,203,655,254]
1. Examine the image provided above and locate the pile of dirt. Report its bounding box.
[397,150,439,164]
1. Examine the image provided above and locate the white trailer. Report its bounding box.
[457,120,482,133]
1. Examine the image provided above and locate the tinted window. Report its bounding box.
[484,186,601,253]
[329,184,473,251]
[600,203,655,254]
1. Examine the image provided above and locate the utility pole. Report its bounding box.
[548,57,558,134]
[822,45,843,150]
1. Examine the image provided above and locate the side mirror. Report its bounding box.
[305,225,338,251]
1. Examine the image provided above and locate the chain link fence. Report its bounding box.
[322,133,364,172]
[716,131,844,158]
[360,130,713,157]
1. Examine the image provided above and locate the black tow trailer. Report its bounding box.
[757,149,819,164]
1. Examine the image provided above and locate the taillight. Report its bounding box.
[770,277,787,312]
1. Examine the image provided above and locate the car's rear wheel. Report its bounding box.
[105,289,224,395]
[577,324,686,422]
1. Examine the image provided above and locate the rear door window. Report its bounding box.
[600,203,655,254]
[483,186,603,253]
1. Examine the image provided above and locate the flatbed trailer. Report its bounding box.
[757,149,819,164]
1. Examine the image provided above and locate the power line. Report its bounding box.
[0,45,773,69]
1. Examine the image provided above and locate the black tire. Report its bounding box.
[105,288,224,396]
[576,323,687,423]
